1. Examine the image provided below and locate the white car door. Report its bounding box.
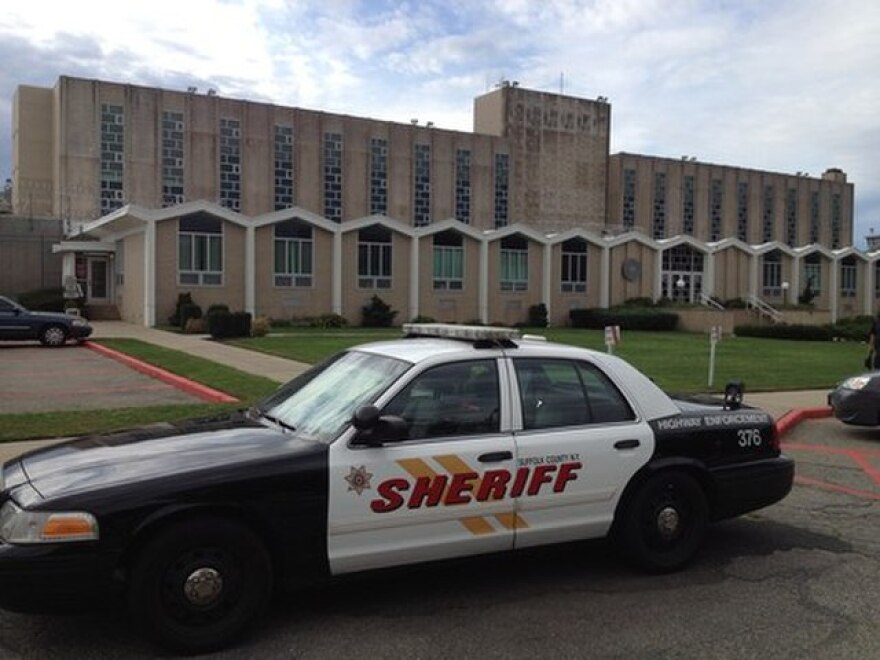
[328,357,518,574]
[509,357,655,549]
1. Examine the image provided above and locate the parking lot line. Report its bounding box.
[794,474,880,501]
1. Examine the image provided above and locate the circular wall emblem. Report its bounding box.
[622,258,642,282]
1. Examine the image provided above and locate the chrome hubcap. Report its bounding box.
[656,506,680,539]
[183,567,224,607]
[46,328,64,344]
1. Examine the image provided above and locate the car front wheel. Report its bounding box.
[127,516,272,654]
[39,324,68,347]
[617,471,708,573]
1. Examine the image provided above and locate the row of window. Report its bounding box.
[623,168,843,248]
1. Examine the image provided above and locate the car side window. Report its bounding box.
[0,299,14,313]
[514,358,635,430]
[382,359,500,441]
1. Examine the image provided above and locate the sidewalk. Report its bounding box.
[89,321,309,383]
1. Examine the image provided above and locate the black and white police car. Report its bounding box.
[0,324,794,653]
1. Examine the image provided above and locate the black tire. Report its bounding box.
[39,324,68,347]
[617,471,708,573]
[127,516,272,654]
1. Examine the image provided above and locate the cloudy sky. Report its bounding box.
[1,0,878,244]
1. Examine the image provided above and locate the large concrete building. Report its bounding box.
[7,75,871,327]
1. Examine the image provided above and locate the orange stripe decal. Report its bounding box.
[459,516,495,535]
[433,454,475,475]
[494,513,529,530]
[396,458,437,479]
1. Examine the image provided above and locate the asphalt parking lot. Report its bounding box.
[0,417,877,659]
[0,344,202,414]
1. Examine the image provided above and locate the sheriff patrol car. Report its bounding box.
[0,324,794,653]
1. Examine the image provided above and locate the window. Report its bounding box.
[840,256,856,298]
[494,153,510,228]
[274,125,294,210]
[219,118,241,211]
[652,172,666,239]
[514,358,634,430]
[762,250,782,297]
[736,181,748,242]
[358,225,392,289]
[804,254,821,295]
[682,176,695,235]
[274,220,312,287]
[433,231,463,290]
[100,104,124,214]
[382,360,500,441]
[561,237,587,293]
[324,132,343,222]
[500,235,528,291]
[178,214,223,285]
[370,138,388,215]
[785,188,797,247]
[455,149,471,223]
[710,178,722,241]
[161,111,184,207]
[831,193,841,249]
[810,191,820,243]
[875,262,880,298]
[414,144,431,226]
[762,184,774,242]
[622,168,636,229]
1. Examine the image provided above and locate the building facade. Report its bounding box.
[7,75,869,327]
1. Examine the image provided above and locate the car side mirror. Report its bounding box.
[351,406,409,446]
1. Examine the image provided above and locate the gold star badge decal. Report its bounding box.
[345,465,373,496]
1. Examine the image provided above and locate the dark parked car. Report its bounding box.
[0,295,92,346]
[828,373,880,425]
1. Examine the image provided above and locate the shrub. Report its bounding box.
[205,303,230,322]
[464,319,485,326]
[183,317,206,334]
[251,315,271,337]
[622,297,655,308]
[527,303,548,328]
[208,311,252,339]
[569,307,679,331]
[179,303,202,330]
[308,313,348,329]
[734,324,834,341]
[411,315,437,323]
[18,287,65,312]
[269,318,292,328]
[168,292,194,326]
[361,295,397,327]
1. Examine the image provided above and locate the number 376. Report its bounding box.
[737,428,762,447]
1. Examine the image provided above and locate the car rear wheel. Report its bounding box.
[617,471,708,573]
[127,516,272,654]
[39,324,67,347]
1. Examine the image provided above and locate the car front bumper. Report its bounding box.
[710,455,795,520]
[70,325,93,340]
[828,388,879,426]
[0,541,121,613]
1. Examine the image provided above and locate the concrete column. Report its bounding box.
[542,243,552,324]
[864,260,874,316]
[830,258,839,323]
[790,255,801,306]
[144,220,156,327]
[600,246,610,308]
[409,235,419,321]
[332,230,342,315]
[653,250,663,302]
[704,251,715,299]
[749,254,759,300]
[61,252,76,282]
[479,240,489,324]
[244,225,255,315]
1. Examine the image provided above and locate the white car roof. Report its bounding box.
[354,335,679,422]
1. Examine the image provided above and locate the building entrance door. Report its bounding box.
[661,271,703,303]
[87,257,110,303]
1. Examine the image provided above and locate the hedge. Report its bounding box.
[208,311,252,338]
[734,324,833,341]
[569,307,679,331]
[17,287,65,312]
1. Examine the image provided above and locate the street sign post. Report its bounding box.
[708,325,722,387]
[604,325,621,355]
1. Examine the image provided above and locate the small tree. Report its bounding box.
[798,277,817,306]
[361,295,398,327]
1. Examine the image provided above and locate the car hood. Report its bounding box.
[26,310,79,322]
[17,412,314,502]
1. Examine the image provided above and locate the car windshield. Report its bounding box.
[257,350,411,443]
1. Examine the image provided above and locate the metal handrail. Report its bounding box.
[699,293,725,310]
[745,294,783,323]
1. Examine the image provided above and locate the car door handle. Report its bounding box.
[614,439,640,450]
[478,451,513,463]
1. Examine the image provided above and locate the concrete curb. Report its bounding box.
[84,341,239,404]
[776,406,833,438]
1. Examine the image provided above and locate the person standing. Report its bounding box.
[868,313,880,369]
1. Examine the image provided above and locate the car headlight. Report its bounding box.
[842,376,871,391]
[0,501,99,544]
[71,318,89,327]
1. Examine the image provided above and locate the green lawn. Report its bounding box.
[232,327,864,394]
[0,339,280,443]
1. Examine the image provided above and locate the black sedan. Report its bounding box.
[0,295,92,346]
[828,373,880,426]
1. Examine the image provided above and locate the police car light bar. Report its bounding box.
[402,323,522,342]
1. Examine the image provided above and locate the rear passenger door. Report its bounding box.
[509,357,654,549]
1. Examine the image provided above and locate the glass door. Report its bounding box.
[88,257,109,302]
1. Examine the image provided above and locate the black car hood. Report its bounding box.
[18,412,315,501]
[26,310,78,322]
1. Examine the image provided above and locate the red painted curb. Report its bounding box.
[84,341,239,405]
[775,406,832,438]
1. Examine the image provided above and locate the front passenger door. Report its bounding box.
[328,358,517,575]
